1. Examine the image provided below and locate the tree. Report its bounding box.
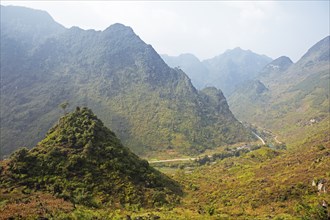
[60,101,69,114]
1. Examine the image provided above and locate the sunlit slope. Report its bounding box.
[0,5,254,158]
[229,36,330,147]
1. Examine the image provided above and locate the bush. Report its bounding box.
[151,191,168,207]
[295,202,329,220]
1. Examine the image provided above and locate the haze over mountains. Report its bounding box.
[0,5,253,158]
[229,36,330,147]
[161,48,272,95]
[1,4,329,219]
[162,35,329,148]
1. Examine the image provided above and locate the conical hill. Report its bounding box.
[1,107,182,207]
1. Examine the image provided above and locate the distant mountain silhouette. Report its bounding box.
[162,47,272,96]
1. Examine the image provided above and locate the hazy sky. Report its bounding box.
[2,1,329,62]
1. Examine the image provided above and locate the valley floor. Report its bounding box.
[1,141,329,219]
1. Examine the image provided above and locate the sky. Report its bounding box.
[1,1,329,62]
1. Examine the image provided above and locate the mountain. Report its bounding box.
[161,53,210,89]
[0,5,65,47]
[203,47,272,95]
[298,35,330,66]
[229,56,293,121]
[0,107,182,208]
[229,36,330,147]
[0,5,254,158]
[161,48,272,96]
[258,56,293,78]
[228,80,270,123]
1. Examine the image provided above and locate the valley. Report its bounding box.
[0,4,329,220]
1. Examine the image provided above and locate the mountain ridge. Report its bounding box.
[0,5,254,158]
[162,47,272,95]
[228,35,330,148]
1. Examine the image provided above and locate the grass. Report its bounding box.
[1,143,329,219]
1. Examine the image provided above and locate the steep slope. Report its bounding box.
[203,47,272,95]
[0,5,254,158]
[0,107,182,208]
[228,80,270,123]
[229,36,330,147]
[229,56,293,123]
[161,53,210,89]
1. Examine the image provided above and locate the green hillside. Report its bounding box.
[228,36,330,148]
[171,145,330,219]
[0,107,182,218]
[0,5,254,159]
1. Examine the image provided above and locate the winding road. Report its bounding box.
[148,131,268,164]
[252,131,266,145]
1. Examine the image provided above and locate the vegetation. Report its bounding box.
[0,5,329,220]
[0,108,182,214]
[229,36,330,149]
[0,5,254,159]
[2,143,329,219]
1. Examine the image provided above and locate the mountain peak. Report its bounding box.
[202,47,272,95]
[1,5,64,33]
[103,23,135,35]
[1,5,65,46]
[263,56,293,72]
[38,107,114,150]
[273,56,293,64]
[224,47,245,54]
[1,5,54,22]
[218,47,272,61]
[179,53,199,59]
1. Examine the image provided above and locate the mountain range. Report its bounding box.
[228,36,330,147]
[1,4,329,219]
[161,48,272,95]
[0,5,254,158]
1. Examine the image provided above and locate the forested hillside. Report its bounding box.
[0,5,254,158]
[229,36,330,148]
[0,108,183,218]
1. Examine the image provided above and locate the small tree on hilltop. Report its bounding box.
[60,101,69,114]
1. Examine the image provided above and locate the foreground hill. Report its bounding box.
[0,5,254,158]
[228,36,330,148]
[0,107,182,218]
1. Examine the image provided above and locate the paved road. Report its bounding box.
[149,158,196,163]
[252,131,266,145]
[149,131,267,164]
